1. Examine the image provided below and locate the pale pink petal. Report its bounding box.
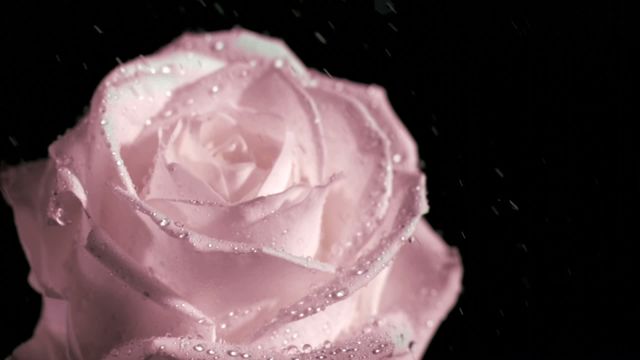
[60,229,217,359]
[250,171,427,344]
[379,219,463,357]
[110,186,338,343]
[148,178,335,258]
[238,65,325,185]
[101,329,394,360]
[311,73,420,172]
[1,160,83,299]
[304,84,394,265]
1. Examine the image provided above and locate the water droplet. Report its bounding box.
[427,320,435,327]
[372,348,382,354]
[50,207,67,226]
[241,353,251,358]
[274,59,284,68]
[227,350,239,357]
[322,340,331,349]
[302,344,312,353]
[207,349,216,355]
[161,65,171,74]
[329,289,347,299]
[194,344,205,352]
[158,218,170,227]
[214,41,225,51]
[220,323,227,329]
[392,153,403,163]
[284,345,299,355]
[211,85,220,94]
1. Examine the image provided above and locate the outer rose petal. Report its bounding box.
[0,160,84,299]
[380,219,463,358]
[312,73,420,172]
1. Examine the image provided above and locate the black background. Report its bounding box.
[0,1,635,359]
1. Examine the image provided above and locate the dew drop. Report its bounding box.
[372,348,382,354]
[227,350,239,357]
[241,353,251,358]
[284,345,299,355]
[161,65,171,74]
[207,349,216,355]
[214,41,225,51]
[392,153,403,163]
[274,59,284,68]
[211,85,220,94]
[158,218,170,227]
[50,207,67,226]
[302,344,312,353]
[427,320,435,328]
[322,340,331,349]
[194,344,205,352]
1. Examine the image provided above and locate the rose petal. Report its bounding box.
[251,171,427,342]
[379,219,463,356]
[101,329,395,360]
[1,160,83,299]
[238,65,326,185]
[146,177,338,258]
[109,185,343,344]
[304,84,394,265]
[60,228,217,359]
[312,73,420,172]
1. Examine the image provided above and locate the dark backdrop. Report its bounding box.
[0,1,635,359]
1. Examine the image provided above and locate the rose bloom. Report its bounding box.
[1,29,462,359]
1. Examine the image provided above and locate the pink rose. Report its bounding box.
[1,29,462,359]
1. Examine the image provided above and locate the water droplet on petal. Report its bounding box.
[284,345,299,355]
[211,85,220,94]
[214,41,225,51]
[158,218,170,227]
[194,344,205,352]
[392,153,403,163]
[227,350,239,357]
[274,59,284,68]
[302,344,312,353]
